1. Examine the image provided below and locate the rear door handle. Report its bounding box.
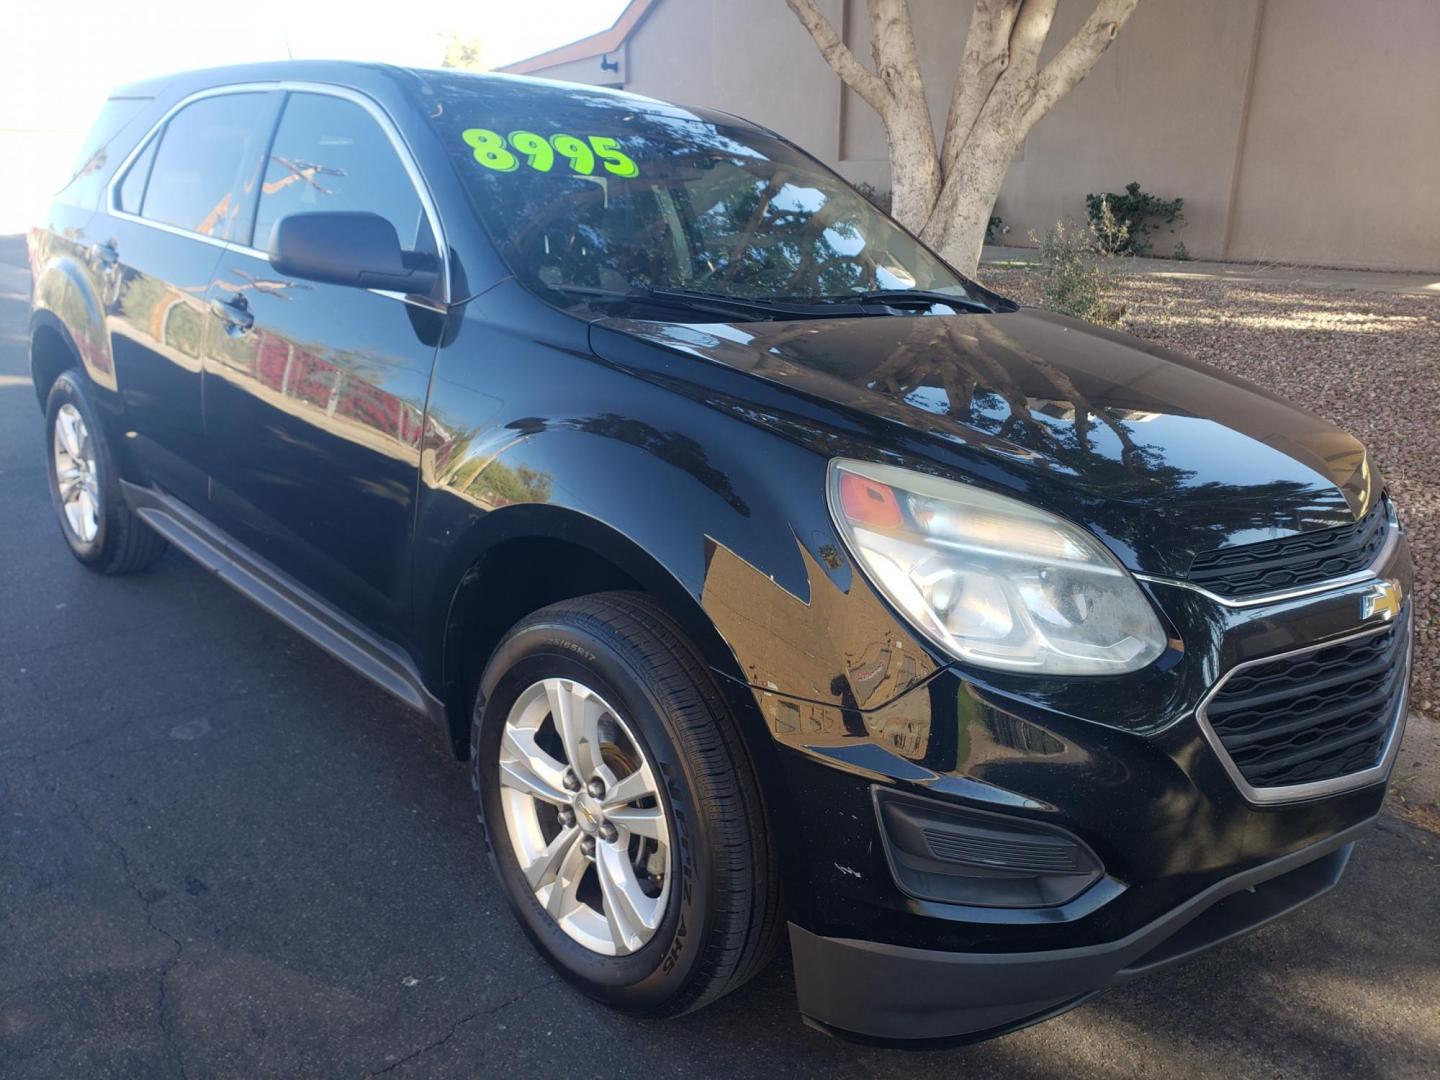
[90,240,118,269]
[209,295,254,335]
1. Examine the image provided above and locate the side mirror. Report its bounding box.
[267,211,439,297]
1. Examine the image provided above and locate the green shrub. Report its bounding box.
[986,215,1005,243]
[1029,206,1127,327]
[1084,181,1184,256]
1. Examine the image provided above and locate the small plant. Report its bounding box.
[1084,181,1184,256]
[1173,241,1190,261]
[1029,208,1127,327]
[985,215,1006,243]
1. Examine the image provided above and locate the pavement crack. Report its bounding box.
[366,979,554,1077]
[31,755,189,1079]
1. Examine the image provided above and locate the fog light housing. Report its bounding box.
[874,788,1103,908]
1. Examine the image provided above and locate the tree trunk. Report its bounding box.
[884,107,941,231]
[786,0,1140,277]
[920,132,1013,272]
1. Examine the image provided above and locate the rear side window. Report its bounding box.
[251,93,435,258]
[57,97,152,209]
[140,93,270,239]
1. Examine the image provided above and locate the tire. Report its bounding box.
[44,370,167,574]
[471,591,782,1017]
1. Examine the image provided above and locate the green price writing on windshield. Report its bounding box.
[462,129,639,178]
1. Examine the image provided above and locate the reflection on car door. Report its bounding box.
[202,90,445,641]
[104,91,277,507]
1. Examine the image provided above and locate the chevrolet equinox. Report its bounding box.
[26,62,1413,1045]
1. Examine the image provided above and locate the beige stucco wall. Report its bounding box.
[515,0,1440,271]
[619,0,847,159]
[1226,0,1440,269]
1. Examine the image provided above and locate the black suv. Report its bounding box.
[27,62,1412,1046]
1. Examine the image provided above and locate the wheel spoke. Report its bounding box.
[543,832,591,921]
[69,489,97,542]
[56,467,81,501]
[546,678,603,778]
[498,725,571,806]
[58,408,83,459]
[521,825,581,891]
[596,841,657,954]
[606,805,667,843]
[602,764,658,809]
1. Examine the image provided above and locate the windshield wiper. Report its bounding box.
[791,288,993,313]
[547,284,851,321]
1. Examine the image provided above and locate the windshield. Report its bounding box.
[422,75,994,317]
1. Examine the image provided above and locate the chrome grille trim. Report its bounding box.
[1194,613,1412,804]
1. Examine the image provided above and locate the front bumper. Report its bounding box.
[790,816,1369,1045]
[756,526,1411,1046]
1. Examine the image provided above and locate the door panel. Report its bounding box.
[201,91,444,639]
[106,225,223,506]
[105,91,275,506]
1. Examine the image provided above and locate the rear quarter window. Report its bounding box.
[56,97,153,211]
[116,135,158,215]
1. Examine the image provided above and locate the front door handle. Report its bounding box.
[209,295,254,335]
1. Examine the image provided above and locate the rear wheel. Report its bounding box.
[472,592,782,1016]
[44,371,167,574]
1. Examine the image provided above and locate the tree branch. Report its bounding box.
[940,0,1021,177]
[784,0,891,115]
[868,0,924,94]
[1007,0,1059,70]
[1020,0,1139,133]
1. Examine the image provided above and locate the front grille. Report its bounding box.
[1187,496,1391,599]
[1202,615,1409,790]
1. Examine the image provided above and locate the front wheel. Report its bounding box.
[44,371,167,574]
[471,592,782,1017]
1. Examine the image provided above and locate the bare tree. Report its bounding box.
[785,0,1139,275]
[441,32,488,71]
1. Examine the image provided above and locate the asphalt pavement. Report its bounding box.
[2,233,1438,1078]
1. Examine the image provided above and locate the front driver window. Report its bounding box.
[251,93,437,264]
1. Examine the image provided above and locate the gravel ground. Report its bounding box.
[979,267,1440,718]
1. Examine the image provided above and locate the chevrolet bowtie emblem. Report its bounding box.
[1361,579,1403,622]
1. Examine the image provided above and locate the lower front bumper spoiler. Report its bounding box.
[790,815,1375,1047]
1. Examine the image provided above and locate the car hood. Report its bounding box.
[591,307,1378,576]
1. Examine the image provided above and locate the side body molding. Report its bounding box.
[122,481,447,724]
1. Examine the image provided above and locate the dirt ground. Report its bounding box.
[979,265,1440,826]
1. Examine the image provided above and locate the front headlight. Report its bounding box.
[827,460,1166,675]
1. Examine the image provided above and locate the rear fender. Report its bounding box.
[30,251,115,396]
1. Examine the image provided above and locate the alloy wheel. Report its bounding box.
[497,678,672,956]
[53,403,100,544]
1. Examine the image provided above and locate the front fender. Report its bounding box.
[414,292,945,727]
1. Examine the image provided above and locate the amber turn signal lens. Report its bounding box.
[839,471,902,529]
